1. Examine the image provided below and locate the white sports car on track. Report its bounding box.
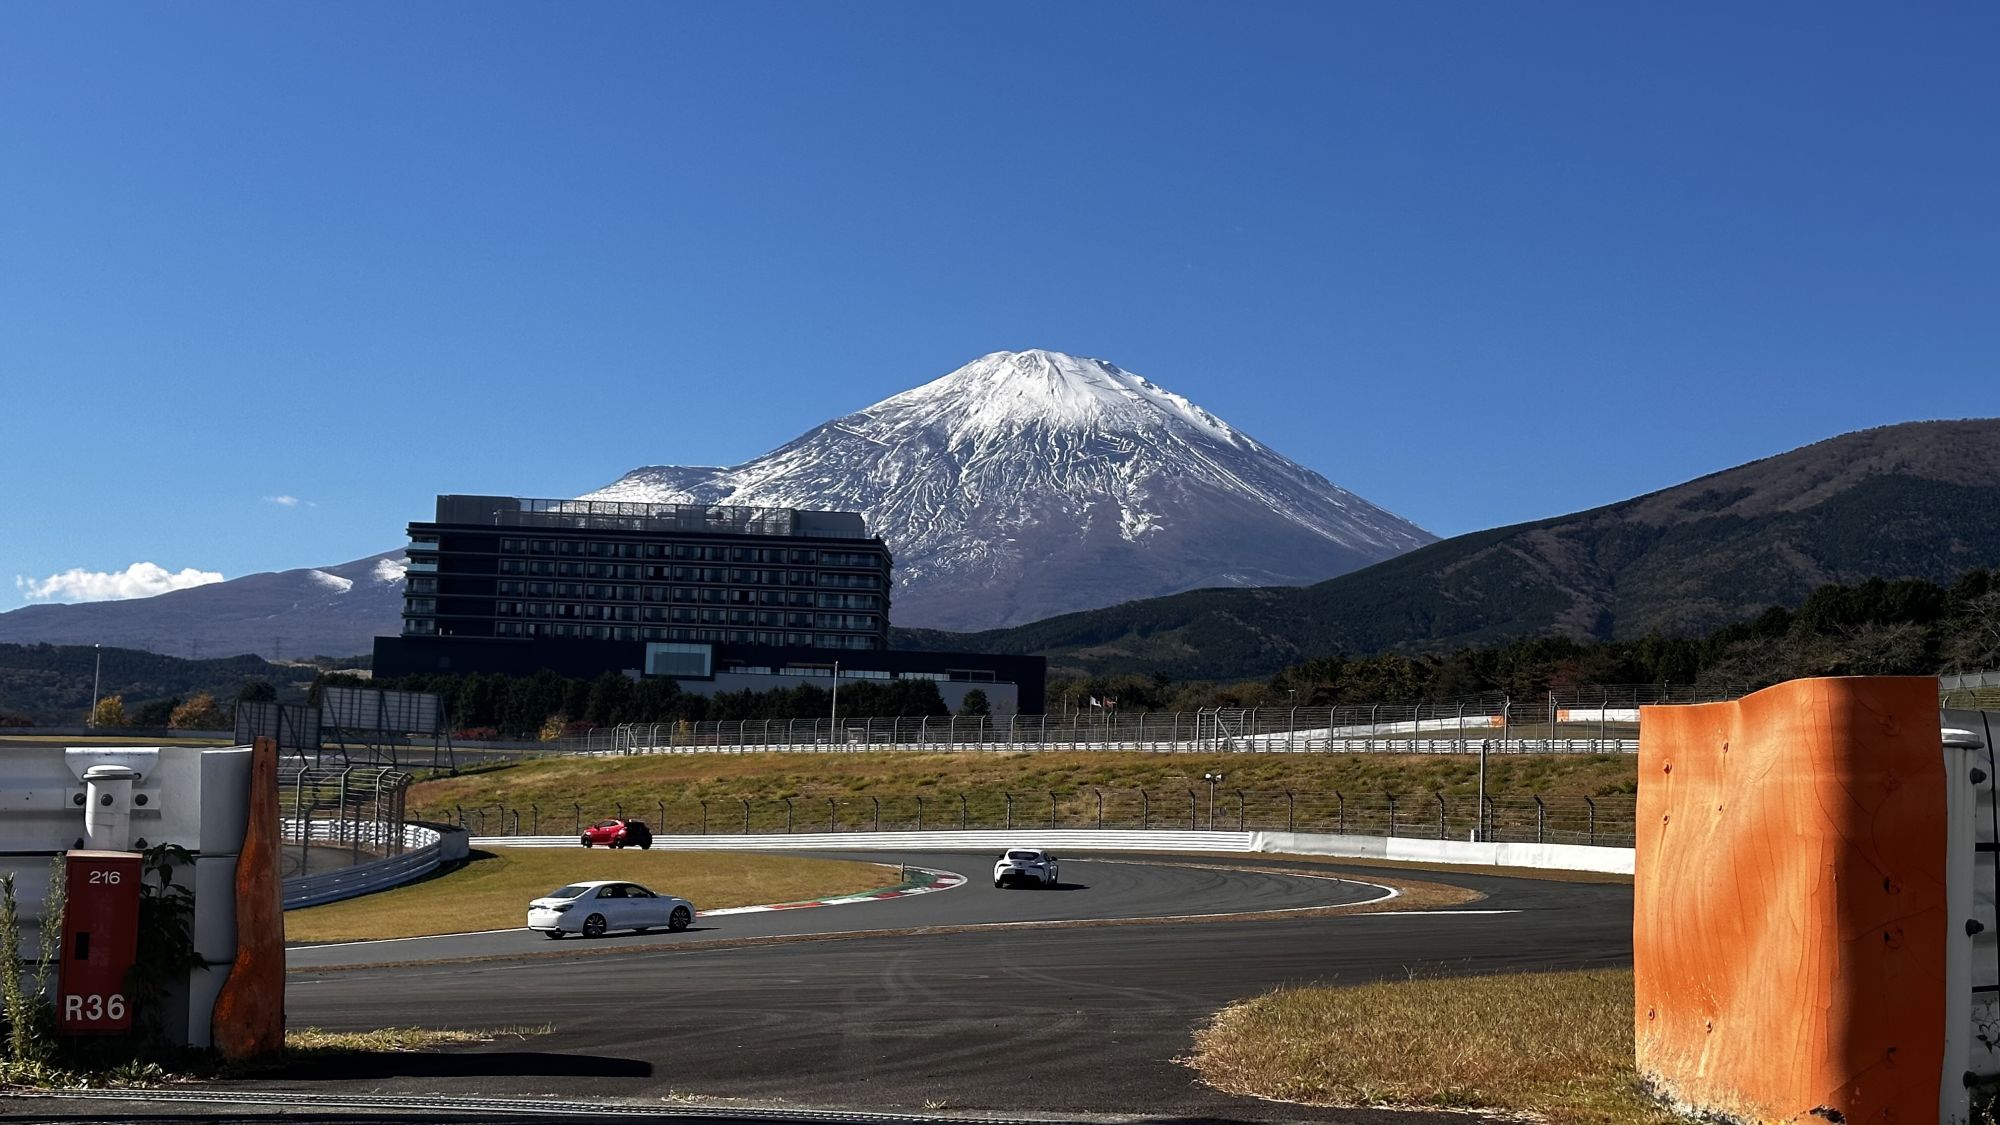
[993,848,1060,888]
[527,880,695,939]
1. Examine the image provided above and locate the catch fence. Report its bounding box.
[437,789,1635,848]
[567,705,1649,755]
[278,765,415,868]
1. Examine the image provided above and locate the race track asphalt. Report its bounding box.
[285,850,1391,969]
[14,852,1635,1124]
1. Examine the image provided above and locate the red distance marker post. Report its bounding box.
[57,850,142,1035]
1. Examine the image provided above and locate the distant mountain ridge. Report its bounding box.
[0,552,407,661]
[894,419,2000,679]
[587,349,1435,629]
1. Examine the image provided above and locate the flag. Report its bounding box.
[1089,696,1102,708]
[1104,697,1117,710]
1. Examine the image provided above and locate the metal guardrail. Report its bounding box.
[280,822,451,910]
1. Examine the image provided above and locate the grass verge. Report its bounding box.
[1188,967,1670,1125]
[276,1023,550,1056]
[284,848,900,943]
[409,750,1639,819]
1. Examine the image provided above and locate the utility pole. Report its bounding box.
[1202,771,1223,829]
[830,660,839,745]
[89,643,103,726]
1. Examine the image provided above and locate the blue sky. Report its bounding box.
[3,3,1995,610]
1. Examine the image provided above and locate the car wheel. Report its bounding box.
[581,836,592,847]
[993,880,1004,888]
[543,931,564,940]
[668,905,692,931]
[583,913,608,938]
[640,841,652,850]
[611,839,623,849]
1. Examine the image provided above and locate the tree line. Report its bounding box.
[1049,568,2000,712]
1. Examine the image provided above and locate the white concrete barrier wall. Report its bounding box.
[467,828,1635,874]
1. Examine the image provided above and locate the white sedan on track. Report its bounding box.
[993,848,1061,888]
[527,880,695,939]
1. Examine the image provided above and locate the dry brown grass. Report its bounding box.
[284,848,899,942]
[282,1024,551,1052]
[1189,968,1673,1125]
[410,750,1638,819]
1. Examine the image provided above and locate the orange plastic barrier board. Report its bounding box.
[1636,676,1945,1124]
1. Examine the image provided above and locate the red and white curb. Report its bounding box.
[701,867,966,917]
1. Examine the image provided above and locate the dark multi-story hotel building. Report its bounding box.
[396,495,892,649]
[373,495,1044,713]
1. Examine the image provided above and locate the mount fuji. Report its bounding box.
[587,349,1434,630]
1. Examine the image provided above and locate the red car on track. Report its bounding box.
[579,818,654,849]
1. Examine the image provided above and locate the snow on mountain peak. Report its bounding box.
[886,349,1247,446]
[583,349,1434,630]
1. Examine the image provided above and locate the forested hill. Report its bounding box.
[0,644,322,726]
[895,419,2000,679]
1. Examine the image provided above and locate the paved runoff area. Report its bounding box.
[10,850,1633,1124]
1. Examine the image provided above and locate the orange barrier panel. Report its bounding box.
[212,736,286,1059]
[1636,676,1946,1124]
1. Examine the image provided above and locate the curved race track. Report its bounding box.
[287,849,1386,969]
[262,851,1631,1122]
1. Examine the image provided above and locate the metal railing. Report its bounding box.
[281,822,449,909]
[278,765,414,861]
[433,790,1636,849]
[559,706,1646,755]
[453,678,1995,757]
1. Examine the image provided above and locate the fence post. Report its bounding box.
[1336,791,1345,834]
[916,795,925,832]
[1387,794,1397,838]
[742,799,751,834]
[1187,789,1196,830]
[1236,789,1246,831]
[1048,791,1057,829]
[455,803,464,830]
[872,796,881,833]
[531,803,540,835]
[960,792,968,829]
[1585,795,1596,845]
[1005,792,1014,830]
[656,799,665,833]
[827,797,836,833]
[1141,788,1150,830]
[1095,788,1104,830]
[784,796,794,833]
[573,803,582,834]
[1284,789,1295,833]
[1535,795,1546,843]
[1436,792,1446,839]
[615,801,624,820]
[700,800,708,835]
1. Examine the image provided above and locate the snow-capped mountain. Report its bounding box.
[588,349,1434,630]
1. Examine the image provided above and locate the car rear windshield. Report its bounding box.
[1006,851,1042,861]
[548,884,594,899]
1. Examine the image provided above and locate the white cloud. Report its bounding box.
[372,557,408,584]
[266,495,303,508]
[15,562,226,604]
